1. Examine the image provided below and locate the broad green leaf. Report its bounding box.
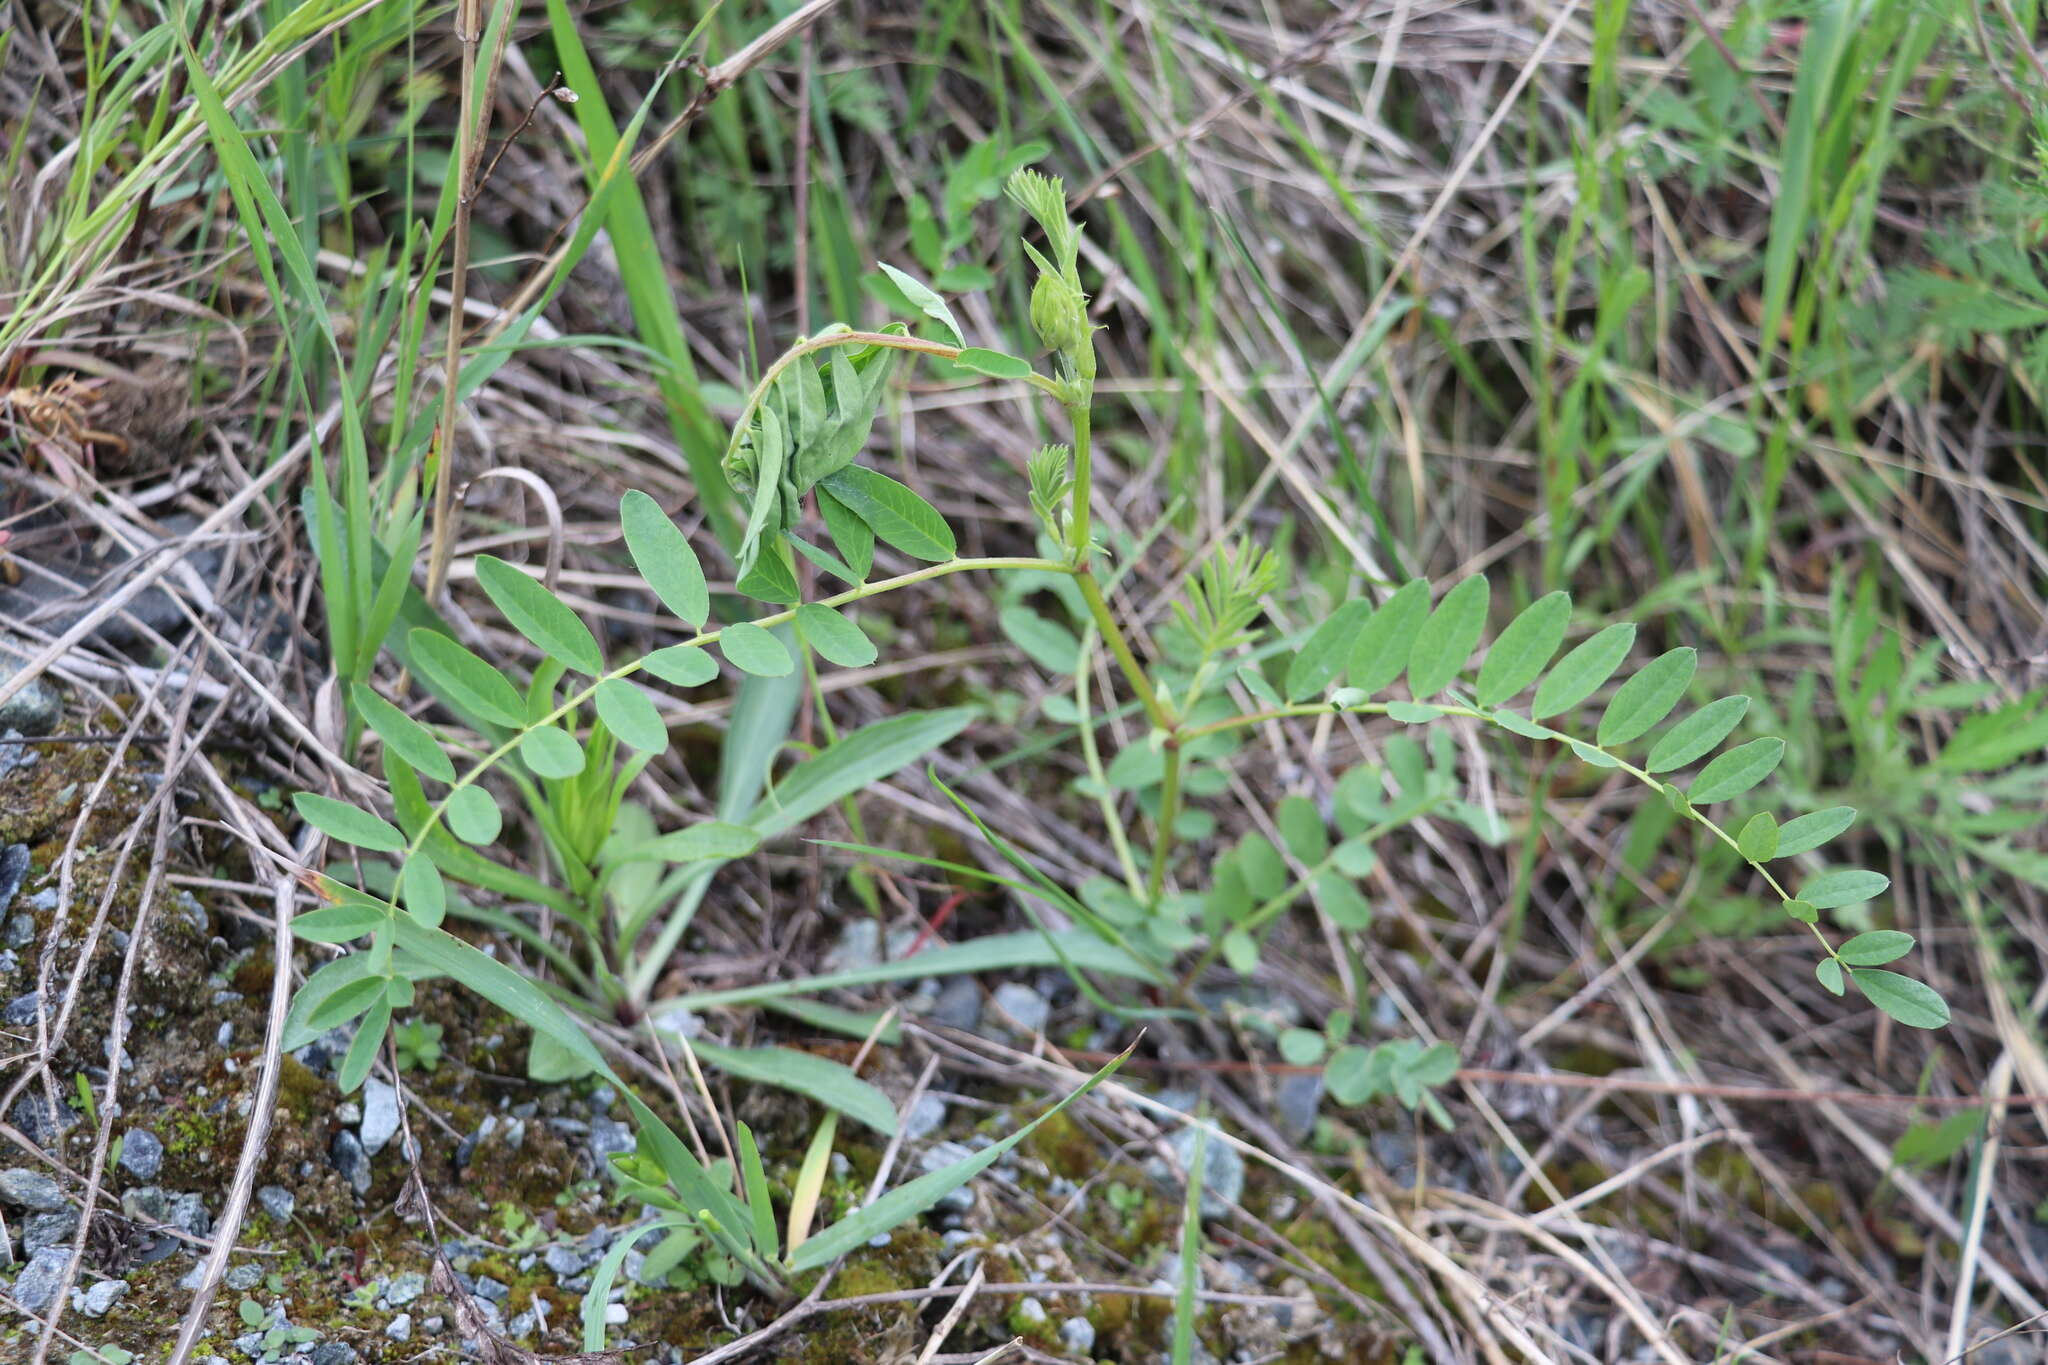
[1474,591,1569,706]
[520,726,587,779]
[1386,701,1442,723]
[1644,695,1751,773]
[1489,710,1555,740]
[1687,737,1784,803]
[786,1050,1129,1272]
[1775,806,1856,856]
[595,678,669,752]
[1736,812,1779,862]
[1313,871,1373,929]
[1815,958,1845,995]
[1285,600,1373,701]
[1324,1044,1392,1105]
[354,685,455,782]
[447,785,502,844]
[1785,900,1819,924]
[1596,647,1697,747]
[1406,574,1489,698]
[797,603,878,668]
[402,857,446,929]
[817,486,873,581]
[305,974,388,1034]
[1838,930,1914,966]
[737,549,801,605]
[293,905,387,943]
[1570,739,1620,769]
[820,466,956,562]
[475,556,603,675]
[643,645,720,686]
[293,793,405,853]
[1799,868,1890,909]
[1276,795,1328,863]
[1278,1028,1326,1066]
[955,347,1035,380]
[620,490,710,629]
[1532,622,1636,719]
[410,629,526,729]
[720,622,794,677]
[337,999,390,1093]
[877,262,964,346]
[283,953,378,1049]
[1001,605,1081,673]
[1348,579,1429,696]
[692,1039,897,1135]
[1851,969,1949,1029]
[1408,1042,1458,1086]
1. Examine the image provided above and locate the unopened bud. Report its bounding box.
[1030,273,1089,355]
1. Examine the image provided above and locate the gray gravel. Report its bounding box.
[11,1248,70,1312]
[0,1167,67,1211]
[359,1079,400,1156]
[0,644,61,736]
[991,981,1050,1035]
[119,1128,165,1180]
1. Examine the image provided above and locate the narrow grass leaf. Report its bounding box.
[796,603,878,668]
[410,629,526,728]
[338,999,390,1094]
[1596,647,1697,747]
[1406,574,1489,698]
[354,685,455,783]
[293,793,405,853]
[1838,930,1914,966]
[643,645,720,686]
[447,785,502,844]
[1852,970,1950,1029]
[721,622,794,677]
[820,466,956,561]
[1776,806,1856,856]
[1645,695,1751,773]
[293,905,387,943]
[1474,590,1570,706]
[1171,1125,1207,1365]
[520,726,587,779]
[1799,868,1890,909]
[1687,737,1784,803]
[595,678,669,753]
[476,556,603,675]
[305,974,388,1034]
[1285,600,1373,701]
[283,954,380,1050]
[737,1123,778,1259]
[693,1040,898,1136]
[609,822,760,864]
[620,490,710,629]
[1348,579,1428,695]
[1533,623,1635,719]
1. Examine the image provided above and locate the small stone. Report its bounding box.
[1016,1296,1047,1325]
[331,1129,371,1195]
[823,919,881,973]
[420,1315,443,1333]
[214,1021,232,1048]
[934,1185,975,1214]
[11,1247,69,1312]
[991,982,1050,1036]
[543,1244,587,1277]
[1275,1072,1323,1141]
[507,1309,536,1339]
[360,1079,400,1157]
[24,1208,77,1255]
[308,1344,359,1365]
[903,1094,948,1141]
[386,1271,427,1306]
[0,1167,66,1211]
[0,844,28,917]
[604,1303,628,1326]
[224,1264,263,1291]
[78,1278,127,1316]
[257,1185,295,1222]
[3,992,41,1027]
[1146,1127,1246,1219]
[0,645,62,736]
[928,976,981,1031]
[917,1141,973,1175]
[588,1117,634,1166]
[3,914,31,948]
[119,1128,165,1180]
[121,1185,169,1223]
[1059,1317,1097,1354]
[165,1191,210,1236]
[866,1233,892,1249]
[336,1101,362,1127]
[386,1313,413,1341]
[473,1275,508,1303]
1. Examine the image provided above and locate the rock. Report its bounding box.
[1059,1317,1097,1354]
[1275,1072,1323,1141]
[473,1275,508,1302]
[12,1247,70,1311]
[257,1185,295,1222]
[224,1264,263,1291]
[24,1208,78,1256]
[1016,1296,1046,1325]
[0,844,28,916]
[11,1092,77,1146]
[308,1344,359,1365]
[120,1185,168,1224]
[360,1079,400,1157]
[1147,1128,1245,1219]
[166,1192,210,1237]
[588,1117,634,1167]
[119,1128,164,1180]
[543,1244,586,1277]
[386,1313,413,1342]
[77,1278,127,1316]
[928,976,981,1031]
[903,1094,948,1141]
[3,914,32,948]
[604,1303,627,1326]
[3,992,41,1027]
[824,919,881,973]
[331,1130,371,1196]
[917,1141,973,1175]
[991,982,1050,1036]
[0,646,61,736]
[0,731,40,781]
[385,1271,426,1306]
[0,1167,67,1211]
[507,1309,536,1338]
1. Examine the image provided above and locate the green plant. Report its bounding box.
[393,1018,443,1072]
[287,165,1949,1334]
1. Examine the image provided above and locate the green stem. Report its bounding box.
[1147,740,1182,904]
[1066,400,1093,560]
[1074,571,1171,732]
